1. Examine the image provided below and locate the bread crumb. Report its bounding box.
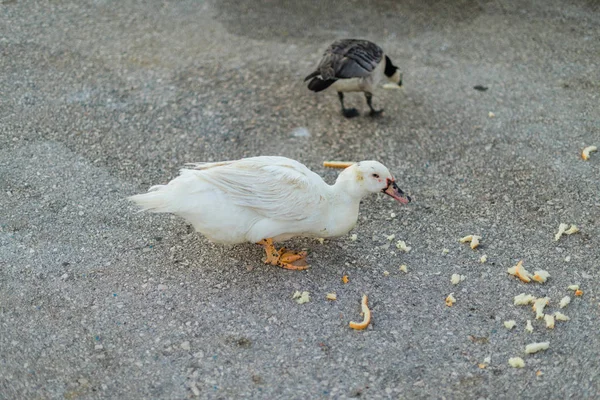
[532,270,550,283]
[507,261,532,283]
[582,145,597,160]
[565,225,579,235]
[386,234,396,241]
[544,314,555,329]
[554,312,569,321]
[504,320,517,330]
[525,342,550,354]
[445,293,456,307]
[536,370,543,377]
[488,111,496,118]
[564,255,571,262]
[575,289,583,297]
[559,296,571,308]
[514,293,536,305]
[326,293,337,301]
[480,255,487,263]
[525,320,534,333]
[342,275,349,284]
[317,238,325,244]
[532,297,549,319]
[350,234,358,241]
[508,357,525,368]
[451,274,465,285]
[568,284,579,291]
[459,235,481,249]
[399,264,408,273]
[349,295,371,330]
[383,270,390,276]
[442,248,450,254]
[396,240,411,252]
[293,291,310,304]
[554,223,569,241]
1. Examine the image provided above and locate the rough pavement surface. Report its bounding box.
[1,0,599,398]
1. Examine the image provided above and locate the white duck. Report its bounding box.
[128,156,411,270]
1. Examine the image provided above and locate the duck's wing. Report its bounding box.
[317,39,383,80]
[188,157,324,221]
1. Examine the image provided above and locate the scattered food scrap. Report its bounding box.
[349,295,371,330]
[396,240,411,252]
[323,161,355,169]
[445,293,456,307]
[326,293,337,301]
[565,225,579,235]
[526,320,534,333]
[544,314,555,329]
[293,291,310,304]
[575,289,584,297]
[442,248,450,254]
[350,234,358,241]
[504,320,517,330]
[317,238,325,244]
[459,235,481,249]
[532,270,550,283]
[383,270,390,276]
[386,234,396,241]
[559,296,571,308]
[514,293,536,305]
[508,357,525,368]
[582,145,597,160]
[488,112,496,118]
[533,297,550,319]
[554,312,569,321]
[451,274,466,285]
[555,224,579,241]
[507,261,532,283]
[568,284,579,291]
[342,275,349,284]
[480,255,488,263]
[536,370,543,377]
[525,342,550,354]
[399,264,408,273]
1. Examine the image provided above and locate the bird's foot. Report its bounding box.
[369,108,384,117]
[342,108,360,118]
[258,239,309,271]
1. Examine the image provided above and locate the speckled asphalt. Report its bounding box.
[1,0,599,398]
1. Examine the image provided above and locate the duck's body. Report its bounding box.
[305,39,403,118]
[129,156,410,270]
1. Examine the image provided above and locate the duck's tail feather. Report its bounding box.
[307,77,336,92]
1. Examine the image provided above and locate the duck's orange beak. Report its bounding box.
[383,179,411,205]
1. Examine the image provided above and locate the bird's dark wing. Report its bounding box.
[318,39,383,80]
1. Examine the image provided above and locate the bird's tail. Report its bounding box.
[307,77,336,92]
[304,71,320,82]
[128,185,176,213]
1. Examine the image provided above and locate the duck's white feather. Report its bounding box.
[129,157,404,245]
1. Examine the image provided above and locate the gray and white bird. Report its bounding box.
[305,39,403,118]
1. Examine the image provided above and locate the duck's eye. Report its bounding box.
[372,173,379,179]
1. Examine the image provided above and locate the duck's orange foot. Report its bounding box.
[257,239,309,271]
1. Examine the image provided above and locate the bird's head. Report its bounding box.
[337,161,411,205]
[384,55,403,87]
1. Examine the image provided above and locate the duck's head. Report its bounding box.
[384,55,402,87]
[337,161,411,205]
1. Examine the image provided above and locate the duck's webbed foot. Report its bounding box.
[257,239,309,271]
[338,92,360,118]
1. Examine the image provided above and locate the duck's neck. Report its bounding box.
[321,176,368,237]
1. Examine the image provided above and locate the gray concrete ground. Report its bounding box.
[1,0,599,398]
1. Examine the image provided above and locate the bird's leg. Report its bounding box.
[257,238,309,271]
[338,92,359,118]
[365,92,383,116]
